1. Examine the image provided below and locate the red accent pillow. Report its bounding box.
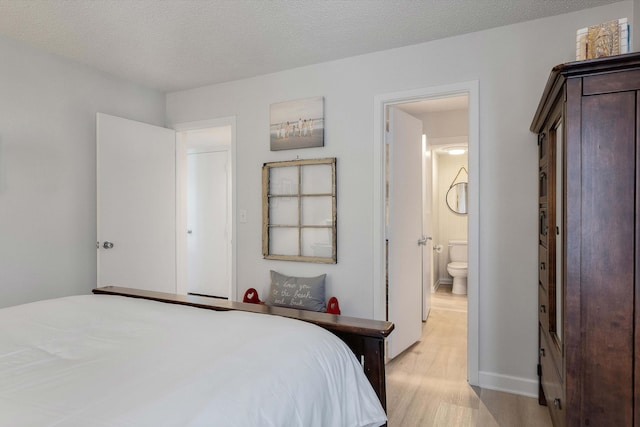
[243,288,261,304]
[326,296,341,315]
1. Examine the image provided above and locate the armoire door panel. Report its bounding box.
[635,91,640,427]
[563,78,583,427]
[580,91,635,427]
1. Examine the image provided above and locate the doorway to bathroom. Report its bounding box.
[373,81,479,385]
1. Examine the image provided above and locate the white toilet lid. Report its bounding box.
[448,262,467,269]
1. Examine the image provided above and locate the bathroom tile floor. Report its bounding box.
[385,285,552,427]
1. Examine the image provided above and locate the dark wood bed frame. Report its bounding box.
[93,286,394,412]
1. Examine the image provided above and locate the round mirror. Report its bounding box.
[446,182,468,214]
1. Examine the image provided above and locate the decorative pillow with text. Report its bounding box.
[267,270,326,312]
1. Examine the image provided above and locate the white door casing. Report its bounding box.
[97,113,177,293]
[373,81,479,385]
[422,137,433,321]
[387,106,424,359]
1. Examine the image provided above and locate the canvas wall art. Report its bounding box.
[270,96,324,151]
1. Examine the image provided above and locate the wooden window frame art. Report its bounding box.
[262,157,337,263]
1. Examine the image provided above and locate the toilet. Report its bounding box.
[447,240,468,295]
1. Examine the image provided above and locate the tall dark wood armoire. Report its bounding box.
[531,53,640,427]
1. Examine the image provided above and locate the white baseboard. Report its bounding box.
[432,278,453,293]
[478,371,538,398]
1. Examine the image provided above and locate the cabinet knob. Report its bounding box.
[540,348,545,358]
[540,305,546,313]
[553,398,561,409]
[540,262,546,271]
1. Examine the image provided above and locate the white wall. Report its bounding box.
[634,0,640,49]
[0,35,166,308]
[166,2,631,394]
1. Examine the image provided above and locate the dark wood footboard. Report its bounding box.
[93,286,394,411]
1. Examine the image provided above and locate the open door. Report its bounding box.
[97,113,177,293]
[387,106,424,359]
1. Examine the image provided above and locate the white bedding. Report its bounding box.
[0,295,386,427]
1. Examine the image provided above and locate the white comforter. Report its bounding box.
[0,295,386,427]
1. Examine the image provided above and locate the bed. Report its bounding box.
[0,290,390,426]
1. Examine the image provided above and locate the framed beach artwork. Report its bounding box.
[270,96,324,151]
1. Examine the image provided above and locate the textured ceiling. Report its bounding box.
[0,0,621,92]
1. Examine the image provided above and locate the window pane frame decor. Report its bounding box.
[262,157,337,263]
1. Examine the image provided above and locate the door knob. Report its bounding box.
[418,236,432,246]
[103,241,114,249]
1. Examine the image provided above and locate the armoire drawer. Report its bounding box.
[538,132,548,166]
[539,208,549,247]
[539,286,549,332]
[538,245,548,291]
[539,167,548,204]
[540,328,565,427]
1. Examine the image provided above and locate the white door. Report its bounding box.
[187,150,229,297]
[387,106,424,358]
[97,113,177,293]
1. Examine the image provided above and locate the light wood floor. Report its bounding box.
[385,284,552,427]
